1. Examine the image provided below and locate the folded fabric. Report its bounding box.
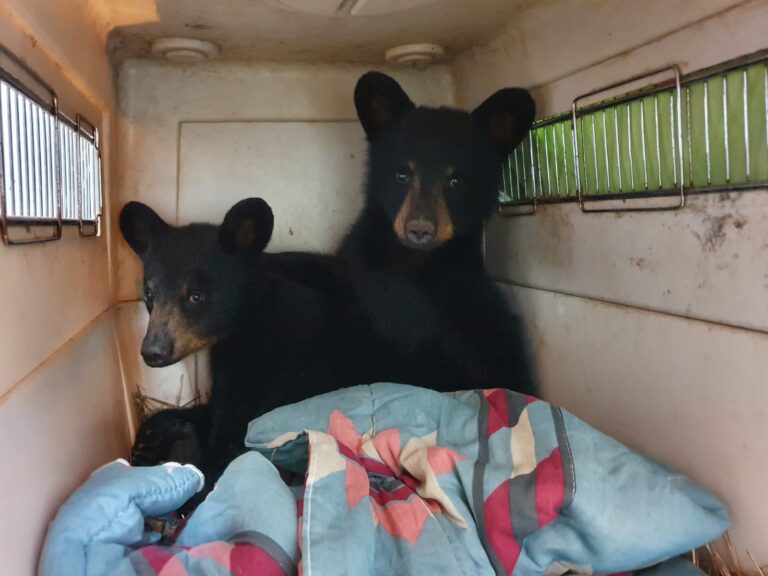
[245,383,728,575]
[39,383,728,576]
[39,454,297,576]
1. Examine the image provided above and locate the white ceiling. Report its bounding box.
[102,0,536,64]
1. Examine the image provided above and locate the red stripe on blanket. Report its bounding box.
[336,443,392,477]
[484,479,521,575]
[230,542,289,575]
[139,546,177,572]
[486,389,510,438]
[535,447,565,527]
[297,487,305,518]
[369,483,414,506]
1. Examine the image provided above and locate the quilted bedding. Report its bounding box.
[39,384,728,576]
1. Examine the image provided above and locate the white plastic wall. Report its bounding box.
[451,0,768,563]
[0,0,131,573]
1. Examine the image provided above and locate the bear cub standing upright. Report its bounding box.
[338,72,538,395]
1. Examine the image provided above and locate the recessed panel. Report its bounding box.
[178,121,366,253]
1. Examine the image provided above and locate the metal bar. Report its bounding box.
[682,48,768,84]
[571,101,584,207]
[39,107,47,217]
[641,98,649,189]
[573,64,685,213]
[578,115,586,194]
[592,114,600,192]
[573,117,589,196]
[572,65,684,115]
[669,90,677,187]
[45,113,53,217]
[70,130,76,219]
[561,121,570,194]
[593,110,611,193]
[60,126,66,219]
[503,153,512,201]
[87,145,93,220]
[36,105,44,218]
[529,136,537,199]
[675,67,685,207]
[723,74,730,183]
[500,149,509,201]
[71,129,77,219]
[614,108,622,192]
[24,99,33,217]
[1,85,11,215]
[0,45,57,110]
[743,68,750,182]
[39,109,46,217]
[704,81,711,184]
[0,83,7,235]
[513,146,521,200]
[501,156,514,198]
[33,105,42,218]
[543,126,552,197]
[521,145,528,200]
[552,124,561,196]
[25,100,33,218]
[62,126,70,219]
[18,92,28,217]
[653,95,662,188]
[686,86,694,187]
[96,152,103,223]
[77,133,84,223]
[626,104,635,191]
[88,143,94,222]
[535,132,543,197]
[11,89,21,216]
[53,93,62,236]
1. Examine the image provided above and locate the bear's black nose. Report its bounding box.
[141,337,173,367]
[405,219,435,246]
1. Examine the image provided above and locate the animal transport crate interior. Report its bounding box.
[0,1,766,575]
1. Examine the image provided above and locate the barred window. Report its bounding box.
[0,47,102,244]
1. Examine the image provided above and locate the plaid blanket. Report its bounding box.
[39,384,727,576]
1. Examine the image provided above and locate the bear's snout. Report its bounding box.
[404,219,436,246]
[141,329,174,367]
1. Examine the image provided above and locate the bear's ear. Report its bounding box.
[119,202,169,256]
[219,198,274,256]
[354,71,415,138]
[472,88,536,159]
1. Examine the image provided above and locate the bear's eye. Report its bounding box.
[143,288,154,312]
[188,291,206,305]
[395,168,411,185]
[447,175,463,188]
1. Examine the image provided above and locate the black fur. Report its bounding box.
[121,199,375,492]
[337,72,538,395]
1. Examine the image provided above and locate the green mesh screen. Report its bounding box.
[500,57,768,205]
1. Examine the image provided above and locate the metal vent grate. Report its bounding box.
[499,50,768,214]
[0,46,102,244]
[0,80,59,225]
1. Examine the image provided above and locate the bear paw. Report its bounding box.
[131,411,204,468]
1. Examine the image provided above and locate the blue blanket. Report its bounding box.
[40,384,727,575]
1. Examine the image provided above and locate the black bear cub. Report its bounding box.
[121,198,363,490]
[338,72,538,395]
